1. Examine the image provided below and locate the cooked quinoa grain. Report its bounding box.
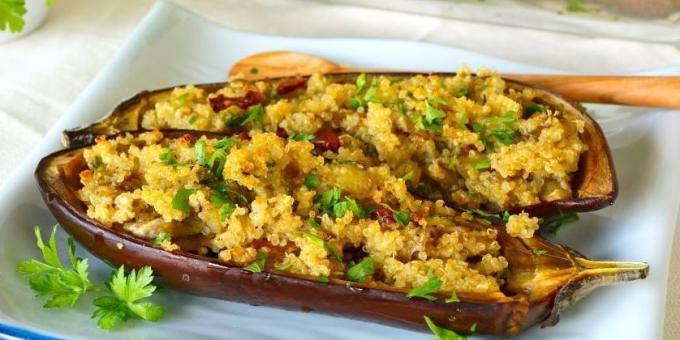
[78,131,516,295]
[139,68,587,213]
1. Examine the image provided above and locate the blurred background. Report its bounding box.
[0,0,678,337]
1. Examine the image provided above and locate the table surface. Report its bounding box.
[0,0,678,338]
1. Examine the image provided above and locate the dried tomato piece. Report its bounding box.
[209,89,264,113]
[371,208,396,226]
[313,130,341,152]
[239,131,251,141]
[276,127,289,138]
[277,77,308,95]
[252,239,269,250]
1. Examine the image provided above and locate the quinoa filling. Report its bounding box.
[140,68,587,212]
[78,131,530,296]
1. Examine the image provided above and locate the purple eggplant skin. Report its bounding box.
[35,130,644,337]
[61,73,618,219]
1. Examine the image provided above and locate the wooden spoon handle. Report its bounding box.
[503,74,680,108]
[230,51,680,108]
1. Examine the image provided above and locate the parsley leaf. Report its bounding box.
[306,219,321,229]
[289,133,315,142]
[402,171,414,182]
[421,101,446,133]
[567,0,588,12]
[424,316,467,340]
[445,291,460,303]
[304,173,320,189]
[453,87,469,98]
[474,158,490,171]
[303,232,342,262]
[350,73,380,109]
[243,250,267,273]
[318,275,329,284]
[214,136,236,151]
[17,226,94,308]
[380,204,410,227]
[241,104,265,130]
[208,149,227,179]
[406,268,441,301]
[159,148,178,166]
[210,184,236,222]
[171,188,193,214]
[346,257,374,283]
[525,103,546,116]
[194,140,207,166]
[152,232,171,245]
[91,266,165,330]
[0,0,26,33]
[319,187,342,212]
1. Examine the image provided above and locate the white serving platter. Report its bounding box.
[0,1,678,339]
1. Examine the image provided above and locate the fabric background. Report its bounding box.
[0,0,677,337]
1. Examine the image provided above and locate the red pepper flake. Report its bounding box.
[276,127,289,138]
[209,88,264,113]
[371,207,396,226]
[313,130,341,152]
[277,77,308,95]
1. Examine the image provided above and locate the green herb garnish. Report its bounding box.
[210,184,236,221]
[208,149,227,179]
[474,158,491,171]
[194,140,207,166]
[318,275,329,284]
[304,173,320,189]
[243,250,267,273]
[346,257,374,283]
[532,248,548,256]
[289,133,315,142]
[249,67,258,74]
[0,0,27,33]
[17,226,94,308]
[424,316,467,340]
[406,268,442,301]
[421,101,446,133]
[176,92,189,106]
[303,232,343,262]
[152,232,171,245]
[470,323,477,333]
[567,0,588,12]
[90,155,105,171]
[159,148,178,166]
[91,266,165,330]
[241,104,265,130]
[525,103,546,116]
[380,204,410,227]
[453,87,469,98]
[402,171,414,182]
[306,219,321,229]
[445,291,460,303]
[350,73,380,109]
[171,188,193,214]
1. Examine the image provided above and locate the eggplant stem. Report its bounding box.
[542,257,649,327]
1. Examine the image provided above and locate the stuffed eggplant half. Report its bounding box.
[63,69,617,217]
[36,130,646,336]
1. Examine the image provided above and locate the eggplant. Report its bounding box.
[36,130,645,337]
[61,73,617,218]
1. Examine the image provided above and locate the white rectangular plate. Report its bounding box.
[0,1,678,339]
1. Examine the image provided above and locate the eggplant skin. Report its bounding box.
[62,73,618,218]
[34,131,645,337]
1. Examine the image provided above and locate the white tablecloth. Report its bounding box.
[0,0,678,337]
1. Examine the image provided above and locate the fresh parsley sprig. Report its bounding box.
[92,266,165,330]
[424,316,467,340]
[17,226,94,308]
[406,268,442,301]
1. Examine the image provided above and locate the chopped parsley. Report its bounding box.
[470,323,477,333]
[525,103,546,116]
[194,140,207,166]
[303,232,343,262]
[90,155,105,171]
[241,104,265,130]
[445,291,460,303]
[208,149,227,179]
[406,268,442,301]
[152,232,171,245]
[474,158,491,171]
[214,136,236,151]
[543,212,579,234]
[210,184,237,221]
[243,250,267,273]
[159,148,178,166]
[424,316,467,340]
[453,87,469,98]
[249,67,258,74]
[289,133,315,142]
[304,173,320,189]
[318,275,329,284]
[346,257,374,283]
[176,92,189,106]
[567,0,588,12]
[402,171,414,182]
[350,73,380,109]
[420,101,447,133]
[306,219,321,229]
[318,187,366,218]
[380,204,410,227]
[171,188,193,214]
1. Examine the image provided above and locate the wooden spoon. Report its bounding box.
[229,51,680,109]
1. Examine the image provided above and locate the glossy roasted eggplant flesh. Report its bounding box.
[62,69,617,218]
[36,130,646,336]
